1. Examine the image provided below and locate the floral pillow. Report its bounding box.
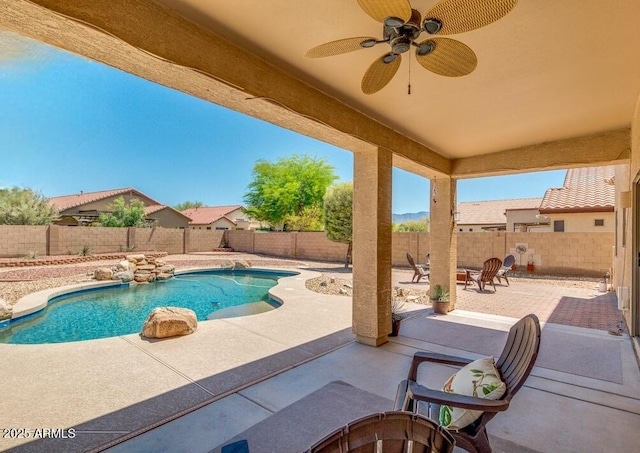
[439,356,506,430]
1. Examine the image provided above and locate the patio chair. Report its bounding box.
[495,254,516,286]
[464,257,502,292]
[307,411,455,453]
[394,314,541,453]
[407,253,429,283]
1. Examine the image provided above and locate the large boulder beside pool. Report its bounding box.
[94,267,114,281]
[141,307,197,339]
[0,298,12,321]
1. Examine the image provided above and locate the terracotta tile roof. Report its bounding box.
[540,166,615,213]
[181,205,243,225]
[457,198,542,226]
[48,187,160,211]
[145,204,192,220]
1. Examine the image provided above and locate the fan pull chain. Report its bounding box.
[407,54,412,95]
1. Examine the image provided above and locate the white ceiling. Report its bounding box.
[152,0,640,159]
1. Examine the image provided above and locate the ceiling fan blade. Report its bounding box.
[357,0,412,23]
[305,37,378,58]
[415,38,477,77]
[423,0,517,35]
[361,53,401,94]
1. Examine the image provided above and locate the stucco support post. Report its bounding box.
[352,147,393,346]
[429,178,458,310]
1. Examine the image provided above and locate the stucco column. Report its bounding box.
[352,147,393,346]
[429,177,458,310]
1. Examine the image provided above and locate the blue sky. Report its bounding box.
[0,31,566,214]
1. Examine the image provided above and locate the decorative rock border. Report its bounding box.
[0,252,168,268]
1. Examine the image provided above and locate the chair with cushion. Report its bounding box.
[394,314,541,453]
[407,252,429,283]
[495,254,516,286]
[464,258,502,292]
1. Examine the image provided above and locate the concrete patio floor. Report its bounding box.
[1,260,639,452]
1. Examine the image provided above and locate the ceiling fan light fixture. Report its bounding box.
[384,16,405,28]
[382,53,398,64]
[416,40,435,56]
[423,18,442,34]
[360,39,378,48]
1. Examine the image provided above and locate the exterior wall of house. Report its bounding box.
[147,208,190,228]
[211,217,237,230]
[506,209,545,232]
[59,193,155,216]
[543,212,615,232]
[456,223,502,232]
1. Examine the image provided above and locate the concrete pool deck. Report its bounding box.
[1,258,638,452]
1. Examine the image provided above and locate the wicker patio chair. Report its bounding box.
[464,258,502,292]
[407,253,429,283]
[495,254,516,286]
[306,411,455,453]
[394,314,541,453]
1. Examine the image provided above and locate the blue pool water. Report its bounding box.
[0,269,296,344]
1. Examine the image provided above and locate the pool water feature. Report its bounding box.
[0,269,296,344]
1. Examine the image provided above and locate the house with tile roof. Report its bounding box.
[456,198,544,232]
[48,188,192,228]
[181,205,259,230]
[537,166,617,232]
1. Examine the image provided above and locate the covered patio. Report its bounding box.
[1,0,640,451]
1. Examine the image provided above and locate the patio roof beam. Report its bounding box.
[0,0,449,175]
[451,128,631,178]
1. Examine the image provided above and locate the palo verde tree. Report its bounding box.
[0,186,58,225]
[323,182,353,268]
[174,200,203,211]
[98,196,148,227]
[243,154,337,230]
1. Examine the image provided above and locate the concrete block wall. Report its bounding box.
[296,232,348,262]
[0,225,48,257]
[254,232,296,258]
[457,232,507,269]
[132,228,184,255]
[226,230,255,252]
[185,229,224,252]
[391,232,430,266]
[49,225,128,255]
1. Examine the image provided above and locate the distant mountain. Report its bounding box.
[392,211,429,223]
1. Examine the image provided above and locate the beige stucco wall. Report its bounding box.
[147,208,190,228]
[506,209,544,232]
[544,212,615,232]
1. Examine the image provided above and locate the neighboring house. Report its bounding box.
[181,205,259,230]
[537,166,616,232]
[456,198,543,232]
[49,188,192,228]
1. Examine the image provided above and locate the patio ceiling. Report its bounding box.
[2,0,639,177]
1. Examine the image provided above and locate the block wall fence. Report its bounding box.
[0,225,613,276]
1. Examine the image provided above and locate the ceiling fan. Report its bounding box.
[305,0,518,94]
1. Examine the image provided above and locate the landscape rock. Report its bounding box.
[141,307,197,339]
[158,264,175,274]
[234,260,252,269]
[136,264,157,271]
[114,271,134,283]
[117,260,132,271]
[0,298,12,320]
[126,254,146,263]
[94,267,114,281]
[134,273,153,283]
[156,272,173,280]
[220,260,235,269]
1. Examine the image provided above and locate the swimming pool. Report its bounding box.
[0,269,297,344]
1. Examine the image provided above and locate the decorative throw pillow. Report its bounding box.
[439,356,506,430]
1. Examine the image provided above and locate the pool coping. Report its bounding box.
[8,266,302,322]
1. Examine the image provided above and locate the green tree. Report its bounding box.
[392,219,429,232]
[243,155,337,229]
[98,196,148,227]
[174,200,203,211]
[0,187,58,225]
[284,205,324,232]
[323,182,353,268]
